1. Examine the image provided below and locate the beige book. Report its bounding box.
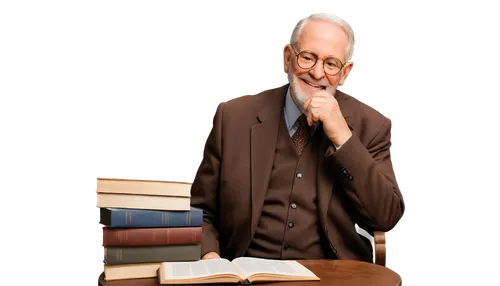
[97,193,190,211]
[104,263,161,281]
[158,257,320,284]
[96,178,191,197]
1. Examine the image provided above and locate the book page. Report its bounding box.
[162,259,242,280]
[232,257,317,278]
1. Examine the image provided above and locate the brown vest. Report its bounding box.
[246,113,335,259]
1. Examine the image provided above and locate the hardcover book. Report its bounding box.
[99,207,203,228]
[104,244,201,265]
[104,263,161,281]
[95,176,192,211]
[102,227,202,246]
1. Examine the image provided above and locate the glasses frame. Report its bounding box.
[291,46,346,76]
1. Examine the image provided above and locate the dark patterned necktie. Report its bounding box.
[291,114,310,155]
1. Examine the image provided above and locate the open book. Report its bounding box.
[158,257,320,284]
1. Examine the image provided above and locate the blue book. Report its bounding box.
[100,207,203,228]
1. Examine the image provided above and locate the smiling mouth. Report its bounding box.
[302,79,327,90]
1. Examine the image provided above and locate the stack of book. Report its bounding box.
[96,178,203,282]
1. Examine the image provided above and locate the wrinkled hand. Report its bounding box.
[202,252,221,260]
[303,90,352,147]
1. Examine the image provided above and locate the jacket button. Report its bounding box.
[283,244,289,250]
[291,202,297,209]
[288,222,295,228]
[296,173,303,179]
[340,167,353,180]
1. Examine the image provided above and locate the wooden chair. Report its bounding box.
[373,231,389,266]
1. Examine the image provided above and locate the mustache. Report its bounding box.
[288,61,331,89]
[297,74,330,88]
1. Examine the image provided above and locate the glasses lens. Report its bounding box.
[324,58,342,75]
[297,51,317,69]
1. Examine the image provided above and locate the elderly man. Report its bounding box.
[191,13,405,263]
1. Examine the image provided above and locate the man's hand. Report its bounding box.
[303,90,352,147]
[202,252,221,259]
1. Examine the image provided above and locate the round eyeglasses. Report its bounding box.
[292,46,346,76]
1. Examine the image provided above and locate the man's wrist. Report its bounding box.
[330,131,352,149]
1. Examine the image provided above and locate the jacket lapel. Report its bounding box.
[317,90,354,224]
[250,85,287,237]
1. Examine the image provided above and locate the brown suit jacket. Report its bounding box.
[191,84,405,262]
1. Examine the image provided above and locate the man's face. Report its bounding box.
[284,20,354,110]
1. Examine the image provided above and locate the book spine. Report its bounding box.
[102,227,202,246]
[100,208,203,228]
[104,244,201,265]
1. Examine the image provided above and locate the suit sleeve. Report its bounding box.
[190,103,225,256]
[325,117,405,232]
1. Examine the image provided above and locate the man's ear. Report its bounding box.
[338,62,354,86]
[283,45,293,73]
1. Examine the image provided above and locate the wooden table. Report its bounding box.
[98,260,401,286]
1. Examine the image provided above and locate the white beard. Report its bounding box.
[288,67,309,111]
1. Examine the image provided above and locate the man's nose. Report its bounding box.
[309,61,325,80]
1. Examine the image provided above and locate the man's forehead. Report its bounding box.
[296,20,348,57]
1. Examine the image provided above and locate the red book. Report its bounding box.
[103,227,201,246]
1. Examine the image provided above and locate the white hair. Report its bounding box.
[290,13,355,62]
